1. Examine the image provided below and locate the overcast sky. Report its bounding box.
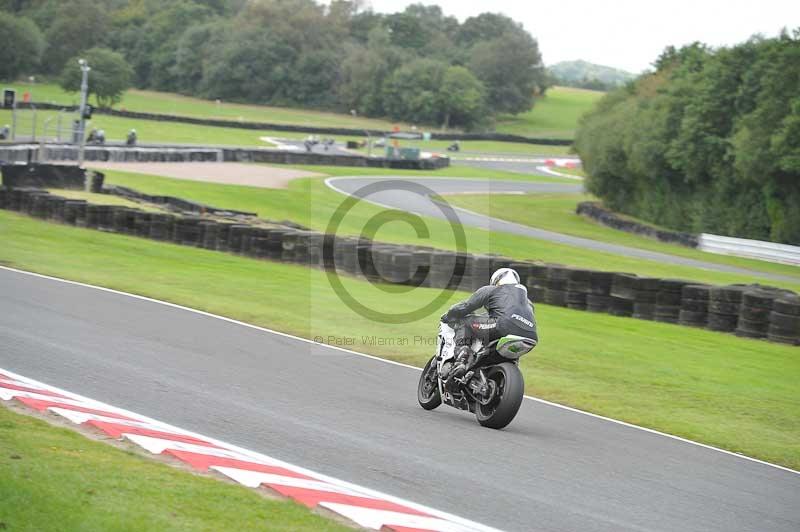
[362,0,800,73]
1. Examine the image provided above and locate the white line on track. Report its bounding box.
[2,264,798,477]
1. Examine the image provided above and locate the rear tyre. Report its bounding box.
[475,362,524,429]
[417,357,442,410]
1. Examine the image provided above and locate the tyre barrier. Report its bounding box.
[768,296,800,345]
[576,201,699,248]
[566,269,591,311]
[2,186,798,346]
[679,285,711,328]
[632,277,660,320]
[654,279,690,324]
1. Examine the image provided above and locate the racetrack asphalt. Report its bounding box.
[326,175,800,284]
[2,268,798,532]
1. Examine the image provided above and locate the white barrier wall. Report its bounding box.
[699,234,800,266]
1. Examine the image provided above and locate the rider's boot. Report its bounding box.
[445,346,473,391]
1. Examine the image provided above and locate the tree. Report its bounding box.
[438,66,486,130]
[0,12,44,80]
[469,31,546,115]
[60,47,133,108]
[382,58,448,125]
[41,0,109,74]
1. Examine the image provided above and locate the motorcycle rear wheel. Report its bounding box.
[475,362,524,429]
[417,357,442,410]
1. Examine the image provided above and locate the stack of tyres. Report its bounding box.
[46,196,67,221]
[655,279,688,323]
[334,237,357,274]
[269,229,288,260]
[707,286,744,332]
[215,223,234,252]
[226,224,251,253]
[525,264,549,303]
[306,233,324,268]
[373,246,395,282]
[85,205,104,229]
[468,255,493,291]
[586,271,613,312]
[391,251,413,284]
[453,253,470,292]
[566,269,592,310]
[411,249,433,287]
[173,217,204,246]
[63,200,87,226]
[768,296,800,345]
[133,211,152,237]
[199,221,220,250]
[280,229,299,262]
[430,251,458,289]
[609,273,636,317]
[679,285,711,327]
[321,234,337,270]
[112,207,137,234]
[545,266,569,307]
[30,193,50,219]
[9,189,27,211]
[735,289,776,339]
[248,228,272,258]
[357,241,379,281]
[632,277,660,320]
[290,231,311,264]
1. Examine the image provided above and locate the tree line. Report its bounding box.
[0,0,549,130]
[575,31,800,244]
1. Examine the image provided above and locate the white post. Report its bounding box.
[77,59,91,189]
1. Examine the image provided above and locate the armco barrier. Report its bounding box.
[1,186,797,346]
[0,143,450,170]
[698,234,800,266]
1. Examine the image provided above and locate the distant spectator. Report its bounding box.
[0,124,9,140]
[126,128,137,146]
[96,129,106,144]
[86,128,97,144]
[73,120,81,143]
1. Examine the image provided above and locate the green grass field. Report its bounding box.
[444,192,800,282]
[0,403,348,532]
[5,82,596,143]
[495,87,604,139]
[1,210,798,470]
[96,168,800,291]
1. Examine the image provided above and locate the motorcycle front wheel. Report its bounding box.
[475,362,524,429]
[417,357,442,410]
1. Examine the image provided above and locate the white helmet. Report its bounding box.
[490,268,520,286]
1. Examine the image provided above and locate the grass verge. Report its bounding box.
[0,402,349,531]
[99,168,800,291]
[495,87,604,139]
[1,210,798,470]
[444,193,800,282]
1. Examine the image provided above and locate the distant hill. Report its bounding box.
[549,60,636,91]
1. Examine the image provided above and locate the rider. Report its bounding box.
[441,268,538,384]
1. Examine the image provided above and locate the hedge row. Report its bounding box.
[576,201,699,248]
[1,186,797,346]
[19,102,573,146]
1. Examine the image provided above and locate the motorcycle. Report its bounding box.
[417,320,535,429]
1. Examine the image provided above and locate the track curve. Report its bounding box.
[2,268,798,532]
[326,176,800,283]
